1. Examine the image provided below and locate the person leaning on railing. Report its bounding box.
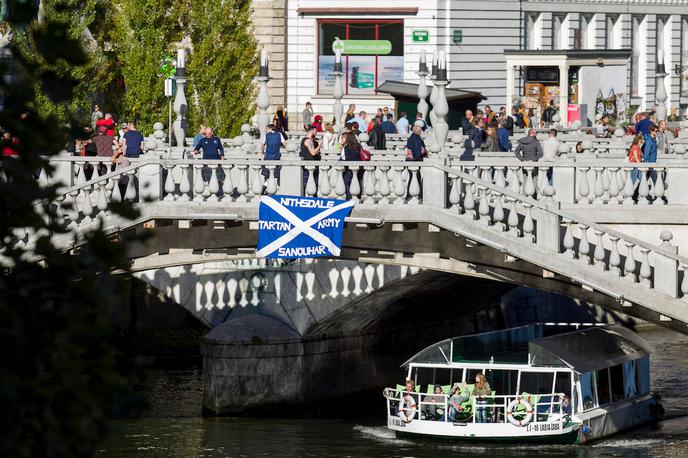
[473,373,492,423]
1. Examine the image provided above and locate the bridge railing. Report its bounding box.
[39,155,688,304]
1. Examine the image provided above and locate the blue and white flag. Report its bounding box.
[256,195,355,259]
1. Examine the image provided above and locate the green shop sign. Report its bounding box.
[412,30,429,42]
[332,39,392,55]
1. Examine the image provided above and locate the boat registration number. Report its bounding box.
[526,422,560,433]
[388,417,406,428]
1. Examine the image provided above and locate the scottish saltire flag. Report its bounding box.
[256,195,355,259]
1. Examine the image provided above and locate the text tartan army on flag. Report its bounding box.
[256,195,355,259]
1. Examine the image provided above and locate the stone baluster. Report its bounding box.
[448,174,460,210]
[509,167,521,195]
[507,198,519,236]
[53,196,66,227]
[578,224,591,264]
[317,165,331,197]
[393,166,406,205]
[494,167,506,188]
[221,165,234,201]
[639,248,652,287]
[236,165,249,201]
[193,165,205,202]
[593,230,606,270]
[208,166,220,201]
[304,166,317,196]
[408,167,421,204]
[251,165,264,199]
[608,167,620,204]
[265,166,278,195]
[334,166,346,198]
[616,168,626,192]
[622,168,635,204]
[653,169,666,204]
[536,168,547,198]
[163,165,176,201]
[96,181,108,215]
[601,167,611,199]
[377,165,390,203]
[349,166,361,200]
[681,265,688,300]
[624,242,637,281]
[654,230,678,297]
[478,186,490,225]
[463,179,476,219]
[522,203,534,242]
[577,167,590,204]
[593,167,605,204]
[609,236,621,276]
[493,192,505,231]
[638,170,649,204]
[80,187,94,223]
[480,166,491,184]
[562,219,575,258]
[523,167,536,198]
[362,166,375,203]
[178,165,191,201]
[124,171,137,201]
[110,175,122,203]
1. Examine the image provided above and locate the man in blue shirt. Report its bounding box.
[346,111,368,132]
[194,127,224,159]
[262,123,286,184]
[396,112,410,136]
[380,113,397,134]
[497,118,512,152]
[122,122,144,158]
[635,112,653,136]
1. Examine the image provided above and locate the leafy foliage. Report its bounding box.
[1,2,143,456]
[187,0,258,137]
[110,0,190,133]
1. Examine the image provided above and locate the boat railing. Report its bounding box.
[383,388,567,427]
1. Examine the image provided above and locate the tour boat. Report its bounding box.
[383,324,663,444]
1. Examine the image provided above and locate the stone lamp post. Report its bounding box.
[416,49,430,122]
[429,51,439,129]
[172,48,188,148]
[332,49,345,130]
[432,51,450,149]
[655,49,668,122]
[256,48,271,141]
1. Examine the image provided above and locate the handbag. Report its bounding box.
[359,148,371,161]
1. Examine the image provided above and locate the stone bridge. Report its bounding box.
[21,148,688,335]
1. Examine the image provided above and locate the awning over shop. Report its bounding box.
[528,325,652,374]
[376,80,485,103]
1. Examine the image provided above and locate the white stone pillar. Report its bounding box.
[558,63,569,126]
[655,231,679,298]
[506,64,515,116]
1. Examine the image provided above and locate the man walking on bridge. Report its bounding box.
[194,127,225,182]
[513,128,543,162]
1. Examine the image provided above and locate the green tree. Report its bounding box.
[111,0,189,132]
[1,2,143,456]
[187,0,258,137]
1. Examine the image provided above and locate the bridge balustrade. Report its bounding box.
[34,154,688,312]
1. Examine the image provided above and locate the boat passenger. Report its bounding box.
[473,374,492,423]
[398,379,418,419]
[448,383,469,421]
[561,394,572,416]
[423,385,446,421]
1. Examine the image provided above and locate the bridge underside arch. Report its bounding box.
[115,216,686,335]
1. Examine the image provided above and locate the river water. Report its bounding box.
[100,327,688,457]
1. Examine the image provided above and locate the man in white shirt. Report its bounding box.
[396,112,410,136]
[542,128,560,161]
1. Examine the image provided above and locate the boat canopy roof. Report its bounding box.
[403,324,652,372]
[529,325,652,373]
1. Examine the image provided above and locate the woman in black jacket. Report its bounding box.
[367,117,386,151]
[341,131,363,199]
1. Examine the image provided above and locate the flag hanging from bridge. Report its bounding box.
[256,195,355,259]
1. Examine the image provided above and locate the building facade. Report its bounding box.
[253,0,688,126]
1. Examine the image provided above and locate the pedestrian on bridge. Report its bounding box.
[194,127,225,183]
[262,123,286,184]
[513,129,543,162]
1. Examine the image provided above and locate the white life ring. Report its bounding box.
[506,398,534,427]
[398,394,417,423]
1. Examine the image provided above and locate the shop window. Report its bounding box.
[317,20,404,95]
[579,372,595,411]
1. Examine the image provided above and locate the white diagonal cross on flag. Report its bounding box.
[256,196,355,258]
